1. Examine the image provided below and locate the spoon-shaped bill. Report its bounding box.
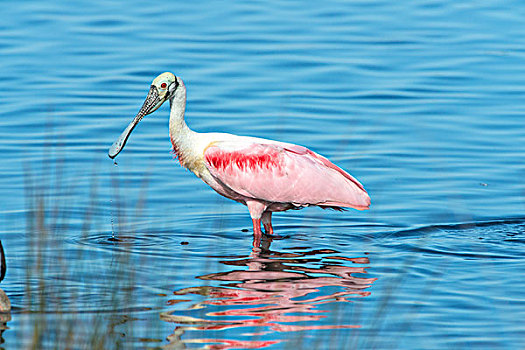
[108,115,141,159]
[108,86,161,159]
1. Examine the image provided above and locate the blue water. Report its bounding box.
[1,0,524,348]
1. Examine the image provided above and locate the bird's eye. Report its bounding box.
[160,82,167,89]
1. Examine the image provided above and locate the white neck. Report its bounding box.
[168,79,198,168]
[169,78,189,137]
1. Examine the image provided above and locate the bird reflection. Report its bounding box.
[161,236,377,349]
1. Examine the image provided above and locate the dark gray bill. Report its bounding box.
[108,86,160,159]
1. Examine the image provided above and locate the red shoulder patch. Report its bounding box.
[205,146,281,172]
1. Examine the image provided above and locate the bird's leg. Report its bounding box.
[262,211,273,235]
[246,201,267,248]
[252,218,262,247]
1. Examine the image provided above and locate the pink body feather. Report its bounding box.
[202,140,370,219]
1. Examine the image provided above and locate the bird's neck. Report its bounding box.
[168,95,190,137]
[168,89,198,169]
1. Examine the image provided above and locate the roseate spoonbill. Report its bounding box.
[109,72,370,244]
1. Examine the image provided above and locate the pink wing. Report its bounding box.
[203,140,370,210]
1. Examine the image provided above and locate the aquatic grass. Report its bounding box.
[18,155,154,350]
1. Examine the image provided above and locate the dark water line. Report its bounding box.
[408,246,516,260]
[383,217,525,238]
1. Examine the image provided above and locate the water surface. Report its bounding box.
[0,0,524,348]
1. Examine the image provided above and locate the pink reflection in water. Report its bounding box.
[186,338,281,349]
[162,238,376,349]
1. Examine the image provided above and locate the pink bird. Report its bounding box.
[109,72,370,245]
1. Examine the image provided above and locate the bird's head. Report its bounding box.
[108,72,182,159]
[149,72,180,112]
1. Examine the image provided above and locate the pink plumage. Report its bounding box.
[203,140,370,222]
